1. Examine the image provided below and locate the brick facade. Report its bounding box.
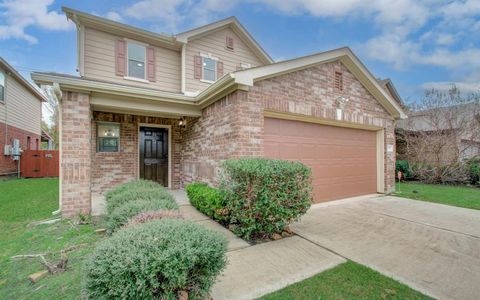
[61,91,92,217]
[91,112,182,195]
[60,60,397,217]
[0,122,41,175]
[182,61,396,193]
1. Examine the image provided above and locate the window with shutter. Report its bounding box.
[334,72,343,91]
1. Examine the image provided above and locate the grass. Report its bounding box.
[259,261,432,300]
[393,181,480,210]
[0,178,102,299]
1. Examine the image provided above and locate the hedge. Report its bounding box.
[105,179,161,202]
[83,219,227,299]
[106,197,178,232]
[220,158,312,240]
[185,183,226,222]
[105,187,175,215]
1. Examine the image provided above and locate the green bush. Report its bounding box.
[105,187,174,214]
[186,183,226,222]
[467,157,480,185]
[220,158,312,240]
[105,179,161,202]
[395,160,411,179]
[106,197,178,232]
[83,219,227,299]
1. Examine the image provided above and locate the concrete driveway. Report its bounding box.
[292,195,480,300]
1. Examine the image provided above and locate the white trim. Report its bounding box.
[376,129,385,193]
[137,123,172,189]
[181,44,186,94]
[125,40,147,80]
[123,76,149,83]
[200,79,215,84]
[199,52,219,60]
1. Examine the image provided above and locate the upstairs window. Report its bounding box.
[97,123,120,152]
[202,57,217,82]
[334,72,343,91]
[127,42,146,79]
[0,70,5,102]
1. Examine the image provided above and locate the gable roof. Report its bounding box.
[176,17,273,65]
[233,47,407,119]
[0,57,46,102]
[378,78,404,108]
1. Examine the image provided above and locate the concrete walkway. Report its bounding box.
[169,190,346,300]
[292,194,480,300]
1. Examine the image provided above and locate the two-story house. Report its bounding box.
[32,7,406,217]
[1,57,46,176]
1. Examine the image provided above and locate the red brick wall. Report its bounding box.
[61,91,92,217]
[0,121,41,175]
[182,61,396,193]
[91,112,182,195]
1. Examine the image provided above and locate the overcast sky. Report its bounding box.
[1,0,479,112]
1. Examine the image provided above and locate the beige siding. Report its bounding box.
[83,27,181,93]
[0,72,41,135]
[185,27,264,93]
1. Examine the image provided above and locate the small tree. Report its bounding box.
[398,86,480,183]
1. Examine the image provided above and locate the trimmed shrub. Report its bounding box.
[395,160,411,179]
[107,197,178,232]
[105,187,174,214]
[124,210,182,228]
[105,179,161,202]
[186,183,226,222]
[83,219,228,299]
[467,157,480,185]
[220,158,312,240]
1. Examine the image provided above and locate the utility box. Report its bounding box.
[12,139,21,160]
[4,144,11,155]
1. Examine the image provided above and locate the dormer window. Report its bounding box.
[202,57,217,82]
[127,42,146,79]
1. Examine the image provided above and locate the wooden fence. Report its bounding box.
[21,150,59,178]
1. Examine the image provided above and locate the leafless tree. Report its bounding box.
[397,86,480,183]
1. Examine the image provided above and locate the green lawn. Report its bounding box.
[0,178,101,300]
[259,261,432,300]
[393,182,480,210]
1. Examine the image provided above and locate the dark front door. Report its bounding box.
[139,127,168,186]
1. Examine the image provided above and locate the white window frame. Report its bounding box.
[0,70,5,103]
[200,53,218,83]
[125,40,147,81]
[97,121,121,153]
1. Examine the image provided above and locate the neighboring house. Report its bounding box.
[32,7,406,217]
[397,102,480,163]
[0,57,46,176]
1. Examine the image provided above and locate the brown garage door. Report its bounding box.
[264,117,377,203]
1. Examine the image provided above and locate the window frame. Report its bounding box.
[201,56,217,83]
[0,70,5,103]
[126,41,147,81]
[96,122,120,153]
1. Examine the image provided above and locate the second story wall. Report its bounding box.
[0,70,41,135]
[185,27,264,93]
[84,27,182,93]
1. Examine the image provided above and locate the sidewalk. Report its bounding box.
[169,190,345,300]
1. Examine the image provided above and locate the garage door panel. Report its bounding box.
[264,117,377,203]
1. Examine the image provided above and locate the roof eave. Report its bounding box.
[0,57,47,102]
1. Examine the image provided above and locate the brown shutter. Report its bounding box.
[194,55,202,79]
[115,39,126,76]
[226,36,234,50]
[217,61,224,78]
[146,46,156,82]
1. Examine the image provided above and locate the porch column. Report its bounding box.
[60,91,91,217]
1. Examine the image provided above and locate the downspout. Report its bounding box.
[52,82,62,216]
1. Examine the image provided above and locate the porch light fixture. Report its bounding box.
[178,116,187,128]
